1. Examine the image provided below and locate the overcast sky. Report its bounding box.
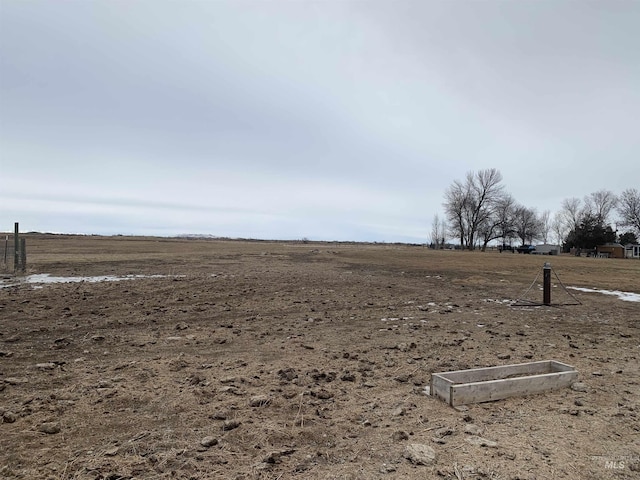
[1,0,639,242]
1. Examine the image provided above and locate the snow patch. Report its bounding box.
[0,273,181,289]
[567,287,640,303]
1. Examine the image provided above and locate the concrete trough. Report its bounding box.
[431,360,578,407]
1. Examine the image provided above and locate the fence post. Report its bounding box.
[543,262,551,306]
[14,222,19,274]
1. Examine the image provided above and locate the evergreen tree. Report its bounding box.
[565,214,616,249]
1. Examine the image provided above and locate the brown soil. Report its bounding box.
[1,235,639,479]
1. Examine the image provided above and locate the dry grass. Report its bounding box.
[14,233,640,293]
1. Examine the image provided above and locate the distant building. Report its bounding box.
[625,244,640,259]
[595,243,625,259]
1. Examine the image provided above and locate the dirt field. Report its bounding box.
[1,235,639,479]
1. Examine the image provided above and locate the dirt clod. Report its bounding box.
[200,436,218,448]
[222,419,241,431]
[39,422,61,434]
[2,411,17,423]
[571,382,589,392]
[404,443,437,465]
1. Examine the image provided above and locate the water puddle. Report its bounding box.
[567,287,640,303]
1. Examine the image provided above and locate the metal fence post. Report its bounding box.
[14,222,19,273]
[543,262,551,306]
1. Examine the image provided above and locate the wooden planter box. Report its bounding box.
[431,360,578,407]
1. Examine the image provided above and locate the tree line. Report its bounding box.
[433,168,640,251]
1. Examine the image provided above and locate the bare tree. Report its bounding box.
[584,190,618,224]
[617,188,640,235]
[539,210,551,244]
[513,205,541,245]
[430,214,447,248]
[552,211,569,246]
[496,194,518,244]
[443,168,505,250]
[478,193,517,250]
[444,179,470,248]
[468,169,506,249]
[477,217,499,252]
[558,197,585,240]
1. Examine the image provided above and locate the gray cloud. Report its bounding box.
[1,1,638,241]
